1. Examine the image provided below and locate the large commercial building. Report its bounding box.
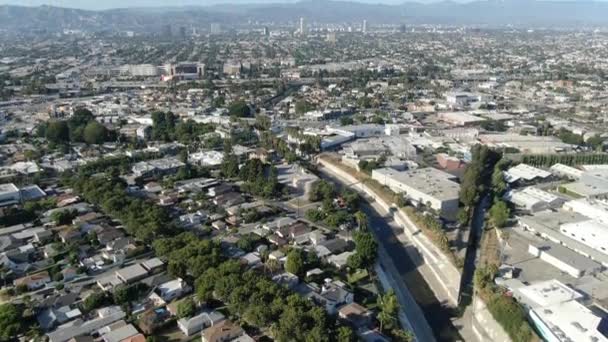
[162,62,204,81]
[512,280,608,342]
[564,198,608,225]
[372,167,460,220]
[118,64,159,77]
[503,186,564,213]
[519,210,608,267]
[478,134,575,154]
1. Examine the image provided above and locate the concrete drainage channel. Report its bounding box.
[315,159,513,342]
[317,164,464,342]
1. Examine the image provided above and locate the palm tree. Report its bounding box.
[354,210,368,230]
[377,290,399,332]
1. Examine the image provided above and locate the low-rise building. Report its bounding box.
[372,167,460,220]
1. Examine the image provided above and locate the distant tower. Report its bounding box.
[263,26,269,36]
[326,32,337,43]
[179,26,187,39]
[299,17,305,35]
[399,23,406,33]
[362,19,367,33]
[210,23,221,34]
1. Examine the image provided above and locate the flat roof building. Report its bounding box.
[504,164,552,184]
[512,280,608,342]
[503,186,565,213]
[372,167,460,220]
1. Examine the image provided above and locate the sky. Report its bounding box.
[0,0,450,10]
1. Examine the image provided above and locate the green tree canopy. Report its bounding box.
[83,121,108,145]
[229,100,252,117]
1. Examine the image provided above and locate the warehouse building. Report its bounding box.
[372,167,460,220]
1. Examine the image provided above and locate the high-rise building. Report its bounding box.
[362,20,367,33]
[326,32,337,43]
[263,26,269,36]
[210,23,221,35]
[299,17,305,35]
[399,24,406,33]
[179,26,187,39]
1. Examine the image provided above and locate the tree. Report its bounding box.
[51,209,77,225]
[177,298,196,319]
[391,328,414,342]
[46,120,69,144]
[340,116,354,126]
[83,292,109,312]
[228,100,252,117]
[354,211,368,230]
[285,249,305,276]
[83,121,107,145]
[295,100,313,115]
[0,303,22,340]
[489,200,510,228]
[348,231,377,269]
[336,326,356,342]
[255,114,271,131]
[377,290,399,332]
[221,153,240,178]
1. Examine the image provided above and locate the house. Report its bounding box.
[315,239,349,258]
[137,307,170,335]
[338,303,372,328]
[37,305,82,330]
[277,222,311,241]
[141,258,164,273]
[201,319,248,342]
[58,228,81,243]
[308,280,354,314]
[328,251,355,269]
[177,310,225,336]
[263,217,297,231]
[47,306,126,342]
[101,323,140,342]
[115,264,148,284]
[61,267,78,281]
[149,278,191,306]
[271,272,299,289]
[240,252,262,267]
[213,192,244,207]
[207,184,233,197]
[14,271,51,290]
[268,250,285,262]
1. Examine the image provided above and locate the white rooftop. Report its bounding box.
[531,299,608,342]
[516,279,583,308]
[504,164,552,183]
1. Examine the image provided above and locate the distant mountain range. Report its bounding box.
[1,0,608,33]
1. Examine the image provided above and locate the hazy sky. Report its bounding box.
[0,0,435,10]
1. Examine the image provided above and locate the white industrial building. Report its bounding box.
[528,241,603,278]
[372,167,460,220]
[504,163,552,185]
[503,187,565,213]
[118,64,160,77]
[564,198,608,225]
[519,210,608,268]
[549,163,583,180]
[511,279,607,342]
[560,220,608,256]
